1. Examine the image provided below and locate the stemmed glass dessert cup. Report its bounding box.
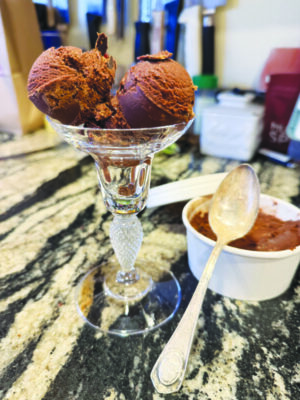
[48,117,193,336]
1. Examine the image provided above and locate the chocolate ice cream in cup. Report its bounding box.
[182,193,300,301]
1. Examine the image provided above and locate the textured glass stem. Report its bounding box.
[110,214,143,284]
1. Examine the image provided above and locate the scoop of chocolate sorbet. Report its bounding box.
[27,33,116,125]
[116,51,196,128]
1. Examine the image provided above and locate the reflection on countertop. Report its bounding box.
[0,129,300,400]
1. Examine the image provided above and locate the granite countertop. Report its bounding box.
[0,129,299,400]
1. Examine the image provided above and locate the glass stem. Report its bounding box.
[110,214,143,285]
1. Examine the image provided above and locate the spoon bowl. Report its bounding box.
[151,164,260,394]
[209,164,260,244]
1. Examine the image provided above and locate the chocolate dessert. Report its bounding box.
[191,209,300,251]
[27,33,116,126]
[27,35,195,129]
[115,51,196,128]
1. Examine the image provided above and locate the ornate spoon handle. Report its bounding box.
[150,241,224,394]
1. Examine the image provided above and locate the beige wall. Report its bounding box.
[67,0,300,90]
[216,0,300,89]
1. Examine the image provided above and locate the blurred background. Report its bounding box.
[32,0,300,89]
[1,0,300,160]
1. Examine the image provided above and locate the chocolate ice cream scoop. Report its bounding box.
[27,33,116,125]
[103,96,131,129]
[116,51,196,128]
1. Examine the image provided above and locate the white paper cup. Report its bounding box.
[182,194,300,301]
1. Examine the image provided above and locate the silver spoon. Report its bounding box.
[151,164,260,394]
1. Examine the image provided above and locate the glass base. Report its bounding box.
[104,268,153,301]
[76,261,181,337]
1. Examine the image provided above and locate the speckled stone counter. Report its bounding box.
[1,129,299,400]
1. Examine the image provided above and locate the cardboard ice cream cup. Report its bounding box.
[182,194,300,301]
